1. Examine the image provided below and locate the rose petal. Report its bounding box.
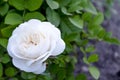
[51,39,65,56]
[12,58,46,74]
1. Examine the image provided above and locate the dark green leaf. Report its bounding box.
[46,8,60,27]
[0,63,3,77]
[5,67,17,77]
[21,72,36,79]
[9,0,25,10]
[57,69,66,80]
[25,0,43,11]
[5,13,23,25]
[1,26,16,38]
[1,54,10,64]
[9,0,43,11]
[0,3,9,16]
[24,12,45,21]
[76,74,87,80]
[0,38,8,48]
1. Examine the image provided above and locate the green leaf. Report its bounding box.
[5,67,17,77]
[25,0,43,11]
[69,15,83,29]
[93,12,104,24]
[46,0,59,9]
[83,1,97,15]
[1,26,16,38]
[21,72,36,79]
[1,54,10,64]
[0,63,3,77]
[24,12,45,21]
[9,0,43,11]
[58,0,71,7]
[76,74,87,80]
[46,8,60,27]
[82,12,92,22]
[0,3,9,16]
[89,66,100,80]
[5,13,23,25]
[88,54,99,63]
[104,37,120,45]
[83,57,89,65]
[97,29,106,39]
[85,46,95,52]
[57,69,66,80]
[9,0,25,10]
[65,32,80,42]
[0,38,8,48]
[61,7,72,15]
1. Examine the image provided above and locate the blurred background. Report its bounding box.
[75,0,120,80]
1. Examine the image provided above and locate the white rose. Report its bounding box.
[7,19,65,74]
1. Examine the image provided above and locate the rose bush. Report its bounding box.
[0,0,119,79]
[7,19,65,74]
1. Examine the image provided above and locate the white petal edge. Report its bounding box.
[12,58,46,74]
[51,39,65,56]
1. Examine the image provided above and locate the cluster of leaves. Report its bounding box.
[0,0,119,80]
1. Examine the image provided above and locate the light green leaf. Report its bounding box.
[1,26,16,38]
[84,1,97,15]
[0,63,3,77]
[0,38,8,48]
[24,12,45,21]
[93,12,104,24]
[61,7,72,15]
[46,0,59,9]
[85,46,95,52]
[83,57,89,65]
[89,66,100,80]
[5,13,23,25]
[88,54,99,63]
[46,8,60,27]
[0,3,9,16]
[69,15,83,29]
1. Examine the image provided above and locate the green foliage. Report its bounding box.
[46,0,59,9]
[0,3,9,16]
[46,7,60,27]
[0,63,3,77]
[89,66,100,80]
[69,15,83,29]
[0,0,119,80]
[9,0,43,11]
[5,67,17,77]
[24,12,45,21]
[5,13,23,25]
